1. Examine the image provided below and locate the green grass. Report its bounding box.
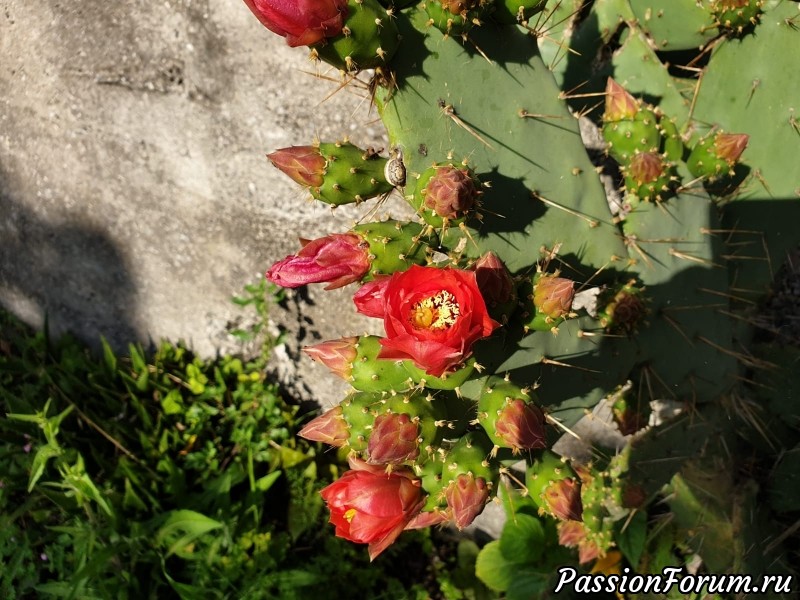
[0,287,486,599]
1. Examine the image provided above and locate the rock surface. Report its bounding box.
[0,0,401,405]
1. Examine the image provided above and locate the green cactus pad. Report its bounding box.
[628,0,718,51]
[313,142,393,205]
[315,0,400,72]
[375,10,628,275]
[602,108,662,163]
[350,335,479,392]
[491,0,548,25]
[353,219,431,279]
[440,430,497,488]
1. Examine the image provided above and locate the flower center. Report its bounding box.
[344,508,357,522]
[410,290,460,330]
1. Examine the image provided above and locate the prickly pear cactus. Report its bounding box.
[242,0,800,587]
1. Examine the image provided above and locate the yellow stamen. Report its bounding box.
[410,291,460,330]
[344,508,357,522]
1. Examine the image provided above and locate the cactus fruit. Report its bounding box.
[521,272,575,333]
[412,163,481,228]
[686,131,749,180]
[477,376,546,454]
[711,0,763,33]
[269,142,396,206]
[526,451,582,522]
[622,151,676,203]
[314,0,400,72]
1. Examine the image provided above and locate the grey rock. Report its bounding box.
[0,0,402,405]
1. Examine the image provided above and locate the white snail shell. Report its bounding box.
[384,154,406,187]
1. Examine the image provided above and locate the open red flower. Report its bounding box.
[355,265,499,376]
[266,233,370,290]
[320,457,425,561]
[243,0,348,48]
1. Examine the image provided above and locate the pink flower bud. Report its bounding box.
[298,406,350,446]
[627,151,665,185]
[604,78,639,121]
[423,166,477,219]
[303,337,358,380]
[267,145,327,188]
[243,0,348,48]
[473,252,515,308]
[714,132,748,165]
[266,233,371,290]
[367,413,420,464]
[495,399,547,452]
[543,477,583,521]
[445,473,490,529]
[533,275,574,319]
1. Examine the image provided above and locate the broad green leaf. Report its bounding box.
[499,513,545,564]
[475,540,515,592]
[616,509,648,568]
[155,510,223,557]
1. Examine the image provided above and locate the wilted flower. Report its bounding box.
[266,233,370,290]
[243,0,348,47]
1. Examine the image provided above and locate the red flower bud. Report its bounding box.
[298,405,350,446]
[627,151,665,185]
[243,0,348,48]
[533,274,574,319]
[558,520,587,548]
[495,399,547,452]
[320,457,425,561]
[714,132,748,165]
[267,145,326,188]
[473,252,515,308]
[422,165,477,220]
[368,413,420,464]
[303,337,358,380]
[266,233,371,290]
[543,477,583,521]
[445,473,490,529]
[604,78,638,121]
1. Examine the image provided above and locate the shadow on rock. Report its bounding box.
[0,187,140,352]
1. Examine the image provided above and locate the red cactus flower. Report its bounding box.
[368,413,420,464]
[266,233,370,290]
[472,252,515,308]
[495,399,547,452]
[422,165,477,219]
[303,337,358,379]
[243,0,348,48]
[445,473,490,529]
[353,276,391,318]
[543,477,583,521]
[533,274,574,319]
[604,78,638,121]
[298,405,349,446]
[356,265,499,377]
[320,457,425,561]
[267,145,327,188]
